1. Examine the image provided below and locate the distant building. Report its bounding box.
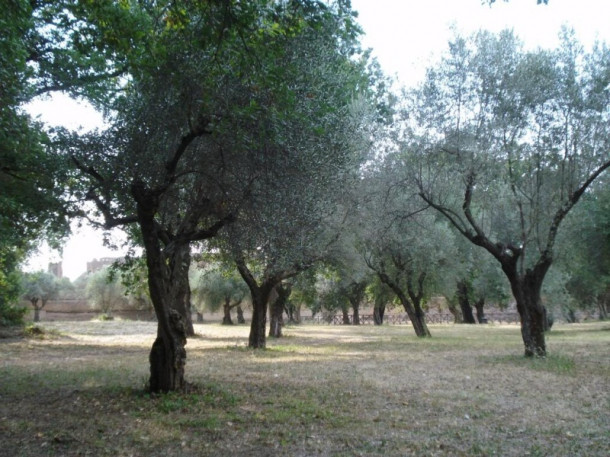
[48,262,63,278]
[87,257,122,274]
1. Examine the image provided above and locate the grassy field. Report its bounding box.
[0,320,608,456]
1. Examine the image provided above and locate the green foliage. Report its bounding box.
[191,265,248,313]
[558,179,610,318]
[86,268,127,316]
[0,250,25,326]
[20,271,60,309]
[0,301,27,327]
[109,256,152,311]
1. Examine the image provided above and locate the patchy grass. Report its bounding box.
[0,320,608,456]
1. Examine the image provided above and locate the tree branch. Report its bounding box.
[540,158,610,266]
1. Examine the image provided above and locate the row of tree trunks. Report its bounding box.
[454,280,487,324]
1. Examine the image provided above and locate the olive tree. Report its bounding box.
[21,271,60,322]
[192,266,248,326]
[412,30,610,356]
[218,3,387,349]
[68,0,340,391]
[86,268,127,319]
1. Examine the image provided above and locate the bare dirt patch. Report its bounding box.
[1,321,608,456]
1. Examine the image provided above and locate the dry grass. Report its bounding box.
[0,320,608,456]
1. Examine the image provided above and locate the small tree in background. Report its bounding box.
[21,271,59,322]
[86,268,127,319]
[192,267,248,325]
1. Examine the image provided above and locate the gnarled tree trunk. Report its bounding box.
[375,271,431,337]
[474,297,486,323]
[447,298,463,323]
[170,244,194,337]
[135,186,189,392]
[504,262,550,357]
[222,299,234,325]
[236,305,246,324]
[456,280,476,324]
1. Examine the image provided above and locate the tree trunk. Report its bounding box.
[373,302,385,325]
[241,276,275,348]
[236,305,246,324]
[411,297,431,337]
[396,296,429,337]
[294,304,301,324]
[351,301,360,325]
[447,299,463,323]
[375,272,431,337]
[269,296,284,338]
[506,267,548,358]
[564,308,578,323]
[184,279,195,337]
[596,288,608,320]
[149,309,187,393]
[346,281,366,326]
[456,280,476,324]
[170,245,194,337]
[341,305,350,325]
[33,306,41,322]
[134,187,189,392]
[249,293,268,348]
[269,283,291,338]
[222,300,233,325]
[196,312,204,323]
[474,297,487,324]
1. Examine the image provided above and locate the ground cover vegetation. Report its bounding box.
[2,0,609,404]
[0,321,608,456]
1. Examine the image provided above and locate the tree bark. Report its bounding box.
[456,280,476,324]
[374,271,431,337]
[373,302,385,325]
[504,264,549,357]
[596,288,608,320]
[236,305,246,324]
[236,260,278,349]
[269,283,291,338]
[184,277,195,337]
[341,305,350,325]
[222,299,234,325]
[33,306,41,322]
[170,244,194,337]
[351,302,360,325]
[447,299,463,323]
[249,287,273,348]
[474,297,487,323]
[134,185,188,392]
